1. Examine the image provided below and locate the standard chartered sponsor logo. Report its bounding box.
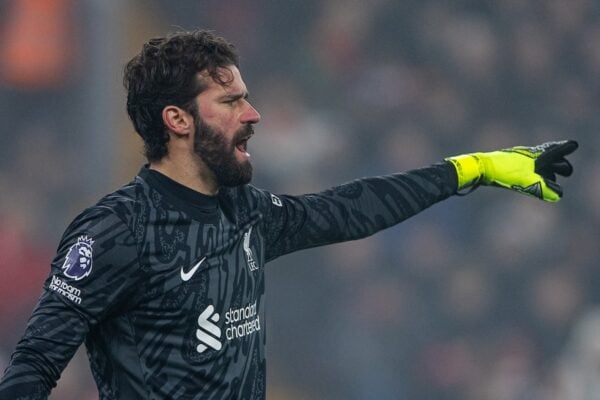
[196,305,222,353]
[224,301,261,340]
[195,301,261,353]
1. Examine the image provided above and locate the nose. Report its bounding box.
[241,101,261,124]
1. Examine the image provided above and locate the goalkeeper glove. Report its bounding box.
[445,140,578,202]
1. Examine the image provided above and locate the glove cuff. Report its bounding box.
[445,154,485,190]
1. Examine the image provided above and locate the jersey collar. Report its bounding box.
[138,166,220,214]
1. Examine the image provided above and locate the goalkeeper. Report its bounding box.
[0,29,578,400]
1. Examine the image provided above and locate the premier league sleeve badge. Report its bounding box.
[62,235,95,281]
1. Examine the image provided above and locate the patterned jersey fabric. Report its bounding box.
[0,163,456,399]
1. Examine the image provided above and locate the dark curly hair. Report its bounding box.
[123,30,239,162]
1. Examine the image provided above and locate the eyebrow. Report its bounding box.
[219,92,249,102]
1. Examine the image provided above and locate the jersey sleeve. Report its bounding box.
[260,162,458,262]
[0,207,142,398]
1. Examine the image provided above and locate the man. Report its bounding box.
[0,30,577,399]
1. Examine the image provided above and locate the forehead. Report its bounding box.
[198,65,247,96]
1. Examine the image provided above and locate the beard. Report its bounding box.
[193,117,254,188]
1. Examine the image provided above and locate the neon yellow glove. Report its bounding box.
[445,140,578,202]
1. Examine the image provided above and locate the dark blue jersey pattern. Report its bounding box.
[0,163,457,399]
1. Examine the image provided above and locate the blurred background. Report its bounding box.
[0,0,598,399]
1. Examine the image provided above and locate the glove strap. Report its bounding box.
[445,154,485,190]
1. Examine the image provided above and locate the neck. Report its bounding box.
[149,155,218,196]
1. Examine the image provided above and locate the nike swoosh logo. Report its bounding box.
[181,257,207,282]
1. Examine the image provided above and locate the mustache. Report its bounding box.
[234,124,255,142]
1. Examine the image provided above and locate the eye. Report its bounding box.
[221,99,237,108]
[221,94,248,106]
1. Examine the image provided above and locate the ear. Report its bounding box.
[162,105,194,137]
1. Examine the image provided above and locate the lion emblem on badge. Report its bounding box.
[62,235,94,281]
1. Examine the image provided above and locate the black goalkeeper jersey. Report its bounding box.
[0,163,457,399]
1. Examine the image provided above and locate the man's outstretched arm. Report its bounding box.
[259,140,578,261]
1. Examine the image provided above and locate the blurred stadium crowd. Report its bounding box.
[0,0,599,399]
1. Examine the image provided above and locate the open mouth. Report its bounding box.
[235,131,253,156]
[236,138,249,153]
[235,126,254,157]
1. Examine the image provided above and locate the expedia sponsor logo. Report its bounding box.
[270,194,282,207]
[195,301,260,353]
[49,275,82,304]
